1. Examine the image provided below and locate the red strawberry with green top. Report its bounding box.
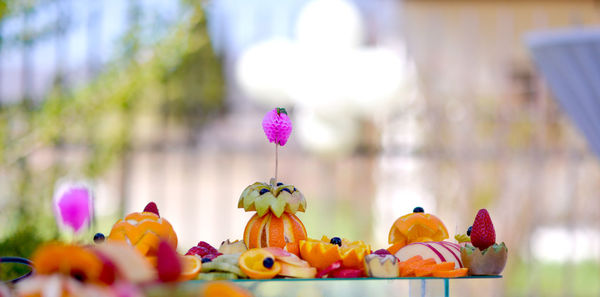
[470,209,496,251]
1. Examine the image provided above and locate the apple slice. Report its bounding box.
[279,263,317,278]
[262,247,310,267]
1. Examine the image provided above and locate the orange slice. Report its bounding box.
[179,255,201,281]
[239,249,281,279]
[432,268,468,278]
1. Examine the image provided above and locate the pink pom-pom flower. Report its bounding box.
[262,108,292,146]
[53,181,93,233]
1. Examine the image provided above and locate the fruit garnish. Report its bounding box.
[243,212,307,255]
[93,233,105,244]
[373,249,391,256]
[413,207,424,213]
[107,202,177,263]
[461,243,507,275]
[470,209,496,251]
[201,254,246,278]
[467,226,472,236]
[388,208,448,245]
[94,241,155,283]
[143,202,160,217]
[387,241,406,255]
[32,243,102,283]
[299,236,371,270]
[330,237,342,246]
[432,268,468,278]
[202,258,212,263]
[330,268,363,278]
[395,241,463,270]
[156,240,182,282]
[202,282,253,297]
[316,260,342,278]
[239,249,281,279]
[364,254,398,278]
[262,257,274,269]
[454,234,470,243]
[178,255,202,281]
[238,181,307,217]
[279,262,317,278]
[219,240,248,254]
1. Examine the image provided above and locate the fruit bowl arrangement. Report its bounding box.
[2,108,507,297]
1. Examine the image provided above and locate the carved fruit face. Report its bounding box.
[108,212,178,261]
[388,212,449,244]
[299,236,371,270]
[238,181,306,218]
[243,212,307,256]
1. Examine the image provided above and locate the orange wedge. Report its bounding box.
[299,237,370,270]
[203,282,253,297]
[179,255,201,281]
[239,249,281,279]
[432,268,468,278]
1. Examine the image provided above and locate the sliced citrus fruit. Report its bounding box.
[178,255,201,281]
[239,249,281,279]
[299,236,370,271]
[432,268,468,278]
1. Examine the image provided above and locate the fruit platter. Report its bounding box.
[0,108,507,297]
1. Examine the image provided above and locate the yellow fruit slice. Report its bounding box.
[239,249,281,279]
[299,237,370,271]
[179,255,202,281]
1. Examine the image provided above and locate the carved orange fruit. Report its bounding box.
[388,209,448,245]
[243,212,307,256]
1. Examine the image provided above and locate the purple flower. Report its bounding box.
[53,182,93,233]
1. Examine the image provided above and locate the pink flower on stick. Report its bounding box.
[53,182,93,234]
[262,108,292,146]
[262,108,292,183]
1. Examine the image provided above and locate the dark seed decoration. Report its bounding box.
[330,237,342,247]
[263,257,274,269]
[282,188,292,194]
[259,188,269,195]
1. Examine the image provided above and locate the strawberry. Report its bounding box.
[470,209,496,251]
[156,241,181,282]
[143,202,160,217]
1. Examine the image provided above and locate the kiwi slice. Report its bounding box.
[196,272,239,280]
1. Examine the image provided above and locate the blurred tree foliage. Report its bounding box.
[0,0,224,261]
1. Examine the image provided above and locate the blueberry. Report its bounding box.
[467,226,472,236]
[293,187,297,192]
[413,207,424,213]
[282,188,292,194]
[277,182,284,186]
[263,257,274,269]
[201,257,212,263]
[330,237,342,246]
[259,188,269,195]
[93,233,105,244]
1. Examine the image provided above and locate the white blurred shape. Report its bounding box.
[297,108,358,155]
[295,0,364,48]
[236,38,296,106]
[531,227,600,262]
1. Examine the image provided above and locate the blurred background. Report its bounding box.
[0,0,599,296]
